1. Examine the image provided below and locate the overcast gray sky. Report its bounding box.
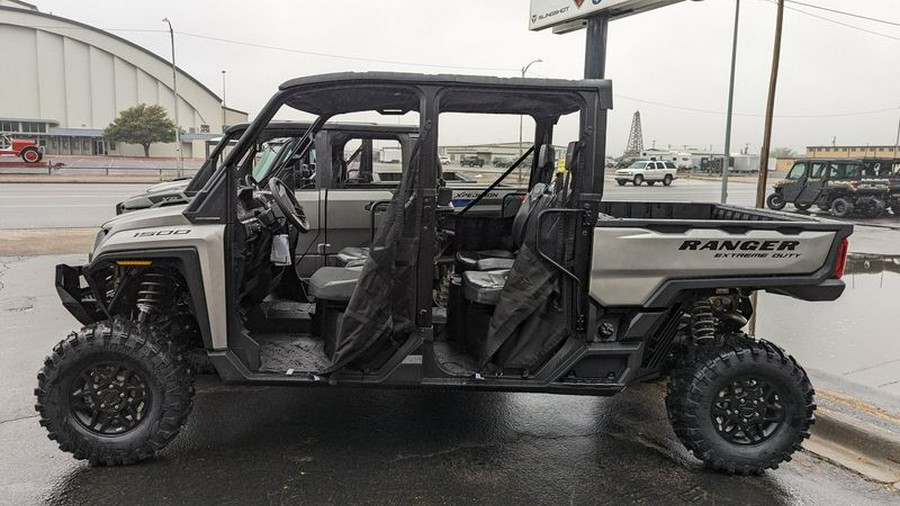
[34,0,900,155]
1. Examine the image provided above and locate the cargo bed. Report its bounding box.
[589,201,853,308]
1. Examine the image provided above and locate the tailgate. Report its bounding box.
[590,202,853,307]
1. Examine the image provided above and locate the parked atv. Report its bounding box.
[39,73,852,475]
[766,159,890,218]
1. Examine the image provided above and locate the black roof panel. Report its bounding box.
[278,72,612,117]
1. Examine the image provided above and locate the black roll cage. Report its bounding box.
[182,71,611,359]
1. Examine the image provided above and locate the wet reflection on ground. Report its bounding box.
[758,254,900,395]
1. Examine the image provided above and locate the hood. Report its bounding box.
[12,138,37,149]
[143,179,190,195]
[102,203,191,232]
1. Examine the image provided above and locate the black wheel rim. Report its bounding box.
[70,362,151,435]
[710,377,785,445]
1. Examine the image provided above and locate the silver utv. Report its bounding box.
[42,73,851,476]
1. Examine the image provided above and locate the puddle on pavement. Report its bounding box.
[757,254,900,395]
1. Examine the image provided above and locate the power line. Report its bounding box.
[786,0,900,28]
[175,31,519,72]
[30,25,168,33]
[28,24,519,72]
[530,72,898,119]
[763,0,900,43]
[615,93,898,118]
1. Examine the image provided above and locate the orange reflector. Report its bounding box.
[114,260,153,266]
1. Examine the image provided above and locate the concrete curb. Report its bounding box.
[806,408,900,486]
[805,405,900,486]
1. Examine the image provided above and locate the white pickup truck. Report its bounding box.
[615,160,677,186]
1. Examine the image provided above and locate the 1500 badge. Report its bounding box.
[133,229,191,237]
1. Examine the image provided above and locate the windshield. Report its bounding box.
[627,162,647,169]
[786,163,806,180]
[184,132,241,193]
[251,140,287,181]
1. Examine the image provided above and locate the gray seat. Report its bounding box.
[459,182,558,304]
[462,269,510,305]
[475,257,515,271]
[454,182,548,273]
[308,266,362,302]
[455,249,514,271]
[336,246,369,265]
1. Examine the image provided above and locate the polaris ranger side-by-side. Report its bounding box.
[115,121,524,277]
[39,73,852,475]
[766,159,891,218]
[115,121,420,214]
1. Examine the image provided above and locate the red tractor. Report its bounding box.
[0,133,44,163]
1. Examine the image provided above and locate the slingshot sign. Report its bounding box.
[529,0,687,33]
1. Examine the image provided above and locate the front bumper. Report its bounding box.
[55,264,104,325]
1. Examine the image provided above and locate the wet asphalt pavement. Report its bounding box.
[1,255,898,504]
[2,177,899,503]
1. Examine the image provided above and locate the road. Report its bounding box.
[0,178,774,229]
[0,257,896,504]
[0,183,150,229]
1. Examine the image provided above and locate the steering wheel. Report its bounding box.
[268,177,310,233]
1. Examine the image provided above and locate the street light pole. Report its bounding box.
[518,58,542,183]
[720,0,741,204]
[162,18,183,178]
[221,70,227,132]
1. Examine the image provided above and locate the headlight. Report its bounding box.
[89,228,109,261]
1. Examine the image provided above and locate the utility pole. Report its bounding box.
[754,0,785,209]
[721,0,741,204]
[221,70,227,132]
[750,0,785,336]
[894,108,900,159]
[162,18,183,178]
[518,58,542,182]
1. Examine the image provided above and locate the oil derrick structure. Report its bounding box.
[624,110,644,157]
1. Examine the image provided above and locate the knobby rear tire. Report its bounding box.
[666,335,815,475]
